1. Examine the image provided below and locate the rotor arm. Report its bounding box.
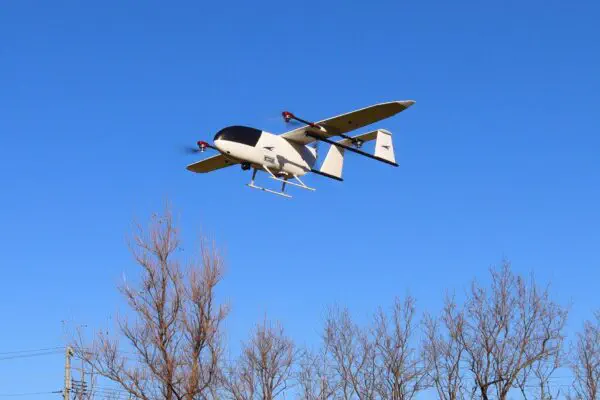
[281,111,326,133]
[282,111,364,147]
[305,132,398,167]
[336,133,364,148]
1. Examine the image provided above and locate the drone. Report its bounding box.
[186,100,415,198]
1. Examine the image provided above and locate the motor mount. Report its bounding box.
[197,141,210,152]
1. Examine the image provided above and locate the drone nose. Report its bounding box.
[214,139,227,153]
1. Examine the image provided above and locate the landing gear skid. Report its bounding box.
[246,167,315,198]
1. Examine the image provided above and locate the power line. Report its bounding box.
[0,391,61,397]
[0,347,65,356]
[0,350,64,361]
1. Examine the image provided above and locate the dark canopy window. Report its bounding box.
[214,126,262,147]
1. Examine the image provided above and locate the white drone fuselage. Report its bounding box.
[214,130,316,177]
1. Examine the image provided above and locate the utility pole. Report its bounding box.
[64,346,74,400]
[72,360,89,400]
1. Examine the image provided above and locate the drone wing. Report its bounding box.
[281,100,415,145]
[186,153,236,173]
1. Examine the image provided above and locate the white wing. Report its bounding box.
[280,100,415,145]
[186,154,236,173]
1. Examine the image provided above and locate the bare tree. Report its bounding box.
[221,361,255,400]
[514,347,563,400]
[324,307,377,400]
[458,261,568,400]
[72,209,228,400]
[569,310,600,400]
[423,296,466,400]
[223,321,296,400]
[372,296,429,400]
[296,347,338,400]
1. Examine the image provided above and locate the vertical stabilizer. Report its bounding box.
[319,145,345,179]
[374,129,396,164]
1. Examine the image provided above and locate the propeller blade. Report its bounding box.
[286,119,304,127]
[182,140,218,155]
[265,115,304,126]
[182,145,201,154]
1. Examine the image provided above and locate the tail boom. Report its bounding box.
[314,129,398,180]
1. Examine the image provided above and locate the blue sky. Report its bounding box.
[1,0,599,397]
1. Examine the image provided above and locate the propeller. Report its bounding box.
[183,145,202,154]
[282,111,321,129]
[265,114,303,127]
[182,141,216,154]
[285,119,304,127]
